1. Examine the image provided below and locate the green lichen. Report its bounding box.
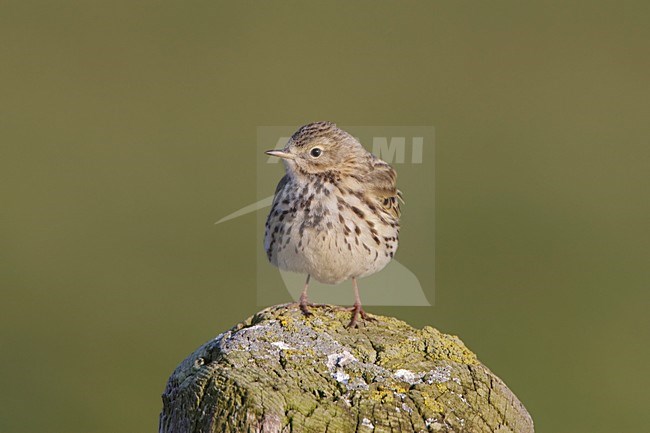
[160,304,533,433]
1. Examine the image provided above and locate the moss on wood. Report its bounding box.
[160,304,533,433]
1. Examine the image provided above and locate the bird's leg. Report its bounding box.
[348,277,374,327]
[298,274,313,316]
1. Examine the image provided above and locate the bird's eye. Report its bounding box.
[310,147,322,158]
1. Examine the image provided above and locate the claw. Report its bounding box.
[299,300,314,316]
[297,290,323,317]
[347,303,375,328]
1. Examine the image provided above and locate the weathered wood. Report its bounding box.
[160,305,534,433]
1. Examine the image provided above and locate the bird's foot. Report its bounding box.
[299,301,314,316]
[293,293,319,317]
[347,303,376,328]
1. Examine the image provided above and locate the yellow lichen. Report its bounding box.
[368,388,395,403]
[434,383,448,393]
[423,394,444,413]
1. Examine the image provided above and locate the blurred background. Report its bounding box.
[1,1,648,432]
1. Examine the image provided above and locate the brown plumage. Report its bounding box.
[264,121,402,327]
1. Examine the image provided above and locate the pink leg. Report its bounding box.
[299,274,312,316]
[348,277,373,327]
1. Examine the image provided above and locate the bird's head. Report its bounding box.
[265,121,365,176]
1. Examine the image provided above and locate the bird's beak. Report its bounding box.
[265,149,295,160]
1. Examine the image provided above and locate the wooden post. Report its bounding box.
[160,305,533,433]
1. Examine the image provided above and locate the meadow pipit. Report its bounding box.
[264,122,402,327]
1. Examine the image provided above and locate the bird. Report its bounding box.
[264,121,402,327]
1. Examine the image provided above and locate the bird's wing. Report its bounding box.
[363,157,402,219]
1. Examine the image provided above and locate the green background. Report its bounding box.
[1,1,648,432]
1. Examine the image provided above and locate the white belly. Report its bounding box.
[265,186,399,284]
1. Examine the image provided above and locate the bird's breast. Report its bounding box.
[265,178,399,283]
